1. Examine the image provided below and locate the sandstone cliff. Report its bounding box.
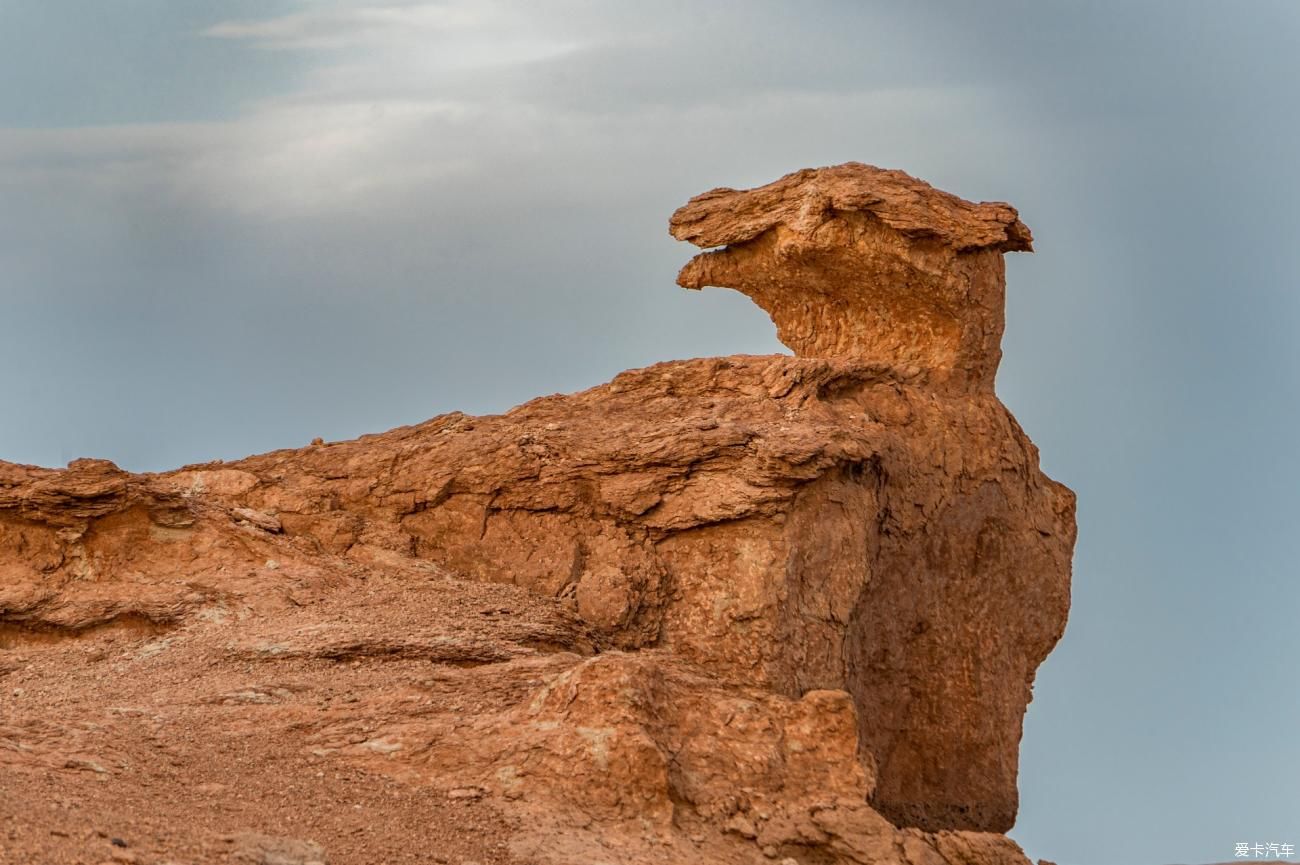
[0,164,1075,865]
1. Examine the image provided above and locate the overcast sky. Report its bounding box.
[2,3,1297,863]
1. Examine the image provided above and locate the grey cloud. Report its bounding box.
[1,4,1297,865]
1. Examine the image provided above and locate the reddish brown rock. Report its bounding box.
[0,164,1074,864]
[670,163,1032,393]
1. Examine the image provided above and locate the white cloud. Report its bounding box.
[1,1,1013,227]
[204,1,586,69]
[206,3,497,48]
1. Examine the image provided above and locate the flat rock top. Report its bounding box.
[669,162,1033,252]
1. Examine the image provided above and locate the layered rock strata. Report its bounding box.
[0,164,1075,865]
[670,163,1033,394]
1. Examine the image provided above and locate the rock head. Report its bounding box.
[671,162,1033,392]
[0,164,1074,865]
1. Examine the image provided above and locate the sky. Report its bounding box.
[1,2,1297,863]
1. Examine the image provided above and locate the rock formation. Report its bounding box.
[0,163,1075,865]
[670,164,1032,393]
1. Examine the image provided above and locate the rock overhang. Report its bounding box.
[669,162,1033,253]
[669,162,1035,394]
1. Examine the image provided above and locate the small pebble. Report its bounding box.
[447,786,486,800]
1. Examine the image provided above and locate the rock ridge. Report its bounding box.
[0,164,1075,865]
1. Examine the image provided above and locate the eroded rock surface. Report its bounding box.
[670,163,1032,393]
[0,164,1074,865]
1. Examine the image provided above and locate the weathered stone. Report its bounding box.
[0,164,1073,863]
[670,162,1032,394]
